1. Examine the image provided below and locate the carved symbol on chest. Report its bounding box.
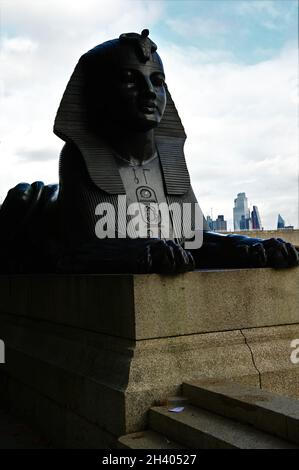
[132,168,150,185]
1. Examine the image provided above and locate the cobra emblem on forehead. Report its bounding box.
[119,29,157,63]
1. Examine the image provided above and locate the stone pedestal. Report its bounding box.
[226,229,299,246]
[0,268,298,448]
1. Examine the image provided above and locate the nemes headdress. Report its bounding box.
[54,30,191,195]
[119,29,157,62]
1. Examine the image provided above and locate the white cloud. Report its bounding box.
[160,41,298,229]
[1,0,164,45]
[2,37,38,53]
[236,0,280,18]
[235,0,296,31]
[166,17,229,39]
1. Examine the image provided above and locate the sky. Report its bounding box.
[0,0,298,230]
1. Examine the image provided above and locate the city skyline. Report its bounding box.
[207,191,295,232]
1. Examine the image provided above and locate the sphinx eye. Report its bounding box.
[151,73,165,87]
[120,70,137,85]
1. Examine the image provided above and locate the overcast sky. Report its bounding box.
[0,0,298,229]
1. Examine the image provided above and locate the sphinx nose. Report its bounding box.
[142,77,157,100]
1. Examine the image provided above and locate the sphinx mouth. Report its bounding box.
[139,102,157,114]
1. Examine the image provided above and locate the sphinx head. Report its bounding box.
[81,29,167,133]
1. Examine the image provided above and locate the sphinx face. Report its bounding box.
[110,60,167,131]
[86,46,167,132]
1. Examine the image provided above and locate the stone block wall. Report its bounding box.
[0,269,298,447]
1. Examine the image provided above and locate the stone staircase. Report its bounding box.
[119,382,299,449]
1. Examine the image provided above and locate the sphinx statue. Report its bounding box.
[0,30,298,274]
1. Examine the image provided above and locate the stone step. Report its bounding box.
[183,382,299,445]
[118,430,184,449]
[148,405,297,449]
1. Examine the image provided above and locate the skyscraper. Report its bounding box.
[277,214,285,229]
[214,215,227,231]
[239,214,250,230]
[206,215,214,231]
[233,192,251,230]
[251,205,262,230]
[206,214,228,231]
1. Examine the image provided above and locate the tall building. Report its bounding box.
[277,214,285,229]
[214,215,227,231]
[251,205,262,230]
[206,214,227,231]
[239,214,251,230]
[206,215,214,231]
[233,192,251,230]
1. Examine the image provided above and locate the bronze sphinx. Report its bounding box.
[0,30,298,273]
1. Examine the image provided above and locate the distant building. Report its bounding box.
[206,215,214,231]
[277,214,285,229]
[239,214,252,230]
[277,214,294,230]
[251,205,262,230]
[206,214,227,231]
[233,192,251,230]
[214,215,227,231]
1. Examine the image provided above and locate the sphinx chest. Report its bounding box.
[116,154,174,239]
